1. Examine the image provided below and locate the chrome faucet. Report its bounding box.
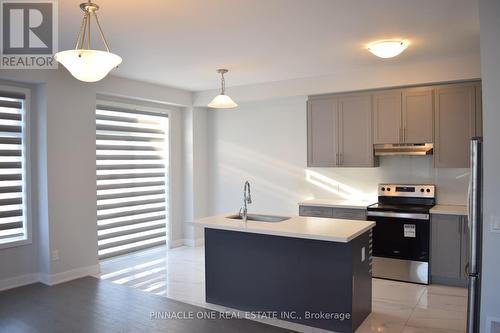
[239,181,252,221]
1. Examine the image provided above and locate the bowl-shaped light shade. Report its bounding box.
[208,94,238,109]
[367,40,409,58]
[54,49,122,82]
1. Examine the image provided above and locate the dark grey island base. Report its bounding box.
[204,228,372,333]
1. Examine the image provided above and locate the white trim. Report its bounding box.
[0,272,39,292]
[0,85,32,251]
[169,239,184,248]
[38,264,100,286]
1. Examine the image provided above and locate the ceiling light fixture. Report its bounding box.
[54,1,122,82]
[367,40,409,58]
[208,69,238,109]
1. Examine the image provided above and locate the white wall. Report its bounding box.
[194,52,480,106]
[207,96,470,217]
[183,107,209,245]
[479,0,500,331]
[0,68,191,286]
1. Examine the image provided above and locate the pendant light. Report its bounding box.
[54,1,122,82]
[208,69,238,109]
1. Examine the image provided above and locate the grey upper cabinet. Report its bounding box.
[307,98,338,167]
[373,91,402,144]
[307,94,375,167]
[338,94,374,167]
[373,88,434,144]
[403,88,434,143]
[434,84,477,168]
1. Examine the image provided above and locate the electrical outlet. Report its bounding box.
[491,216,500,233]
[51,250,59,261]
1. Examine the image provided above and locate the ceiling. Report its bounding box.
[58,0,480,91]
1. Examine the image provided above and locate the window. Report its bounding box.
[96,105,169,259]
[0,88,30,248]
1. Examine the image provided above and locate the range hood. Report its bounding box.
[374,143,434,156]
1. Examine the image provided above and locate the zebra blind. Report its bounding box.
[96,106,169,259]
[0,94,27,245]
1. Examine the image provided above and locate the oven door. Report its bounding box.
[367,211,430,262]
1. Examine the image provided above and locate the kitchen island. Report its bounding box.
[192,214,375,333]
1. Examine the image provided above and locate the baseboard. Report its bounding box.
[39,264,100,286]
[169,239,185,248]
[0,273,39,292]
[183,237,204,247]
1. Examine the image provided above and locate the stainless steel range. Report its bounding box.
[367,184,435,284]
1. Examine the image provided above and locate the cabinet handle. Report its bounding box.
[458,218,462,234]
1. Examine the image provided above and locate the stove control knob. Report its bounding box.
[381,187,386,191]
[387,188,391,191]
[420,188,425,193]
[426,189,431,193]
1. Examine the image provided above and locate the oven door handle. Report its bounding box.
[366,211,429,220]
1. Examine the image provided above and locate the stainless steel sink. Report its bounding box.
[226,214,290,222]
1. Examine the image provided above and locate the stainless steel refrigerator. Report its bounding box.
[467,137,483,333]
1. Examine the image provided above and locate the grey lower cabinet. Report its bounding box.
[299,205,366,221]
[307,93,375,167]
[430,214,468,287]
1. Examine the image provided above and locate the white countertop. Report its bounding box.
[191,213,375,243]
[430,205,468,216]
[298,199,375,210]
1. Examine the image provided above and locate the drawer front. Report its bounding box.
[299,206,333,218]
[331,208,366,221]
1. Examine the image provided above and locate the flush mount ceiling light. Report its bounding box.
[54,1,122,82]
[367,40,410,58]
[208,69,238,109]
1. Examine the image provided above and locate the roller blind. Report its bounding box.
[96,106,169,259]
[0,94,27,245]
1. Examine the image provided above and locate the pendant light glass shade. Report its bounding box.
[55,1,121,82]
[208,69,238,109]
[208,94,238,109]
[54,50,122,82]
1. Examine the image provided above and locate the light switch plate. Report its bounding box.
[491,216,500,233]
[51,250,59,261]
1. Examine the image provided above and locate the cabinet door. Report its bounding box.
[434,85,476,168]
[338,94,373,167]
[299,206,333,218]
[373,91,402,144]
[460,216,469,284]
[403,88,434,143]
[307,98,339,167]
[431,214,462,280]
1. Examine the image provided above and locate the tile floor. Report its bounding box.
[96,245,468,333]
